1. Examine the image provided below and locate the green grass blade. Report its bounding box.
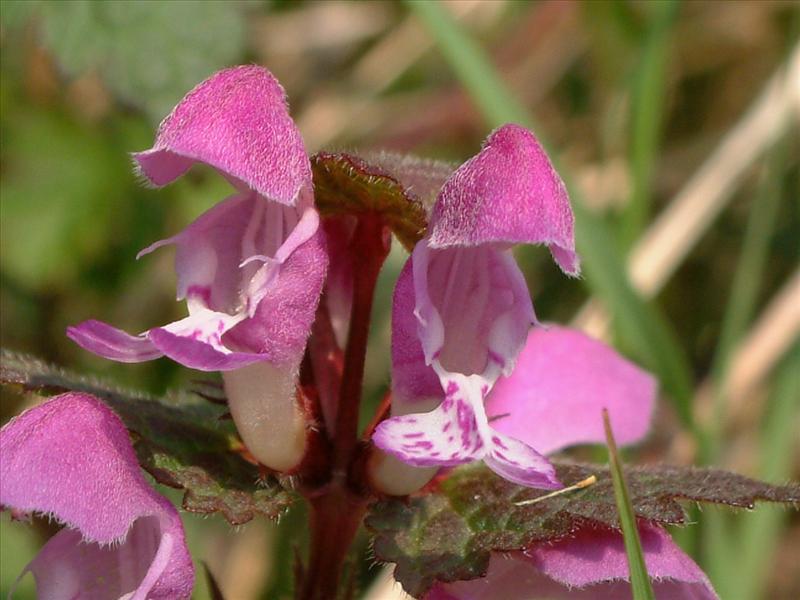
[700,139,786,587]
[735,343,800,599]
[709,343,800,600]
[405,0,529,128]
[406,0,695,425]
[573,201,695,424]
[623,0,679,243]
[603,409,656,600]
[702,138,787,462]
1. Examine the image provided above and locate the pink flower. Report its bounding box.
[426,523,718,600]
[372,124,581,489]
[0,393,194,599]
[67,66,328,471]
[374,326,712,598]
[371,325,655,497]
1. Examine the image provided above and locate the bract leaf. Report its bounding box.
[311,152,431,251]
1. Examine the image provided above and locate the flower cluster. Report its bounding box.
[0,66,718,599]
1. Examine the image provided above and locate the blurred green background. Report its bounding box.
[1,1,798,599]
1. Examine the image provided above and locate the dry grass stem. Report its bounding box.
[725,269,800,420]
[297,1,506,150]
[574,44,800,340]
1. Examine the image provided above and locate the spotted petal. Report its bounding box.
[375,373,560,488]
[373,376,485,468]
[483,428,559,489]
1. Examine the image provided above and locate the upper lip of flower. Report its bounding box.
[426,123,580,277]
[133,65,311,206]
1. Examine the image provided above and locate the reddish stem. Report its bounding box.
[297,213,389,600]
[299,490,368,600]
[307,295,344,434]
[332,214,389,471]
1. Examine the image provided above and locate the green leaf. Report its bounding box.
[366,462,799,596]
[311,152,430,251]
[702,136,788,463]
[0,350,293,525]
[603,409,655,600]
[572,201,695,426]
[698,138,789,584]
[36,0,247,120]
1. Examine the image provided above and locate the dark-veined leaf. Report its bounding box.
[311,152,431,251]
[366,462,799,596]
[0,349,293,525]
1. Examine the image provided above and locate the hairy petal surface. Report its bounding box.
[389,257,443,406]
[377,244,558,489]
[68,195,326,371]
[0,393,193,599]
[374,374,559,489]
[427,124,579,275]
[427,524,717,600]
[413,244,535,382]
[375,124,582,493]
[70,64,323,372]
[390,243,535,408]
[67,65,325,474]
[487,326,657,455]
[133,65,310,204]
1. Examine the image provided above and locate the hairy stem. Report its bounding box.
[299,490,368,600]
[299,213,389,599]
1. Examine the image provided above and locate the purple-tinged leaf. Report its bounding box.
[311,152,428,250]
[366,462,799,596]
[0,349,292,525]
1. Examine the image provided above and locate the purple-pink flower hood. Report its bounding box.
[0,393,194,599]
